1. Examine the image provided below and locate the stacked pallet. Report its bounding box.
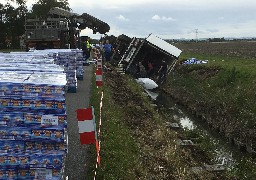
[0,52,68,179]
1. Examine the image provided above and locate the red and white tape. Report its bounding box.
[94,91,104,180]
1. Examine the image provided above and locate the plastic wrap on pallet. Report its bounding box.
[56,51,78,92]
[0,63,64,73]
[75,50,84,79]
[76,66,84,78]
[0,52,55,65]
[0,72,66,87]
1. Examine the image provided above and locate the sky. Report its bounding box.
[24,0,256,39]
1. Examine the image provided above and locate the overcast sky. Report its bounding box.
[25,0,256,39]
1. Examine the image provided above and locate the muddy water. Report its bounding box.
[147,90,246,170]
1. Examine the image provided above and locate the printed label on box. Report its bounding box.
[41,115,58,126]
[35,169,52,179]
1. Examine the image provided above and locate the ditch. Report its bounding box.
[147,89,251,174]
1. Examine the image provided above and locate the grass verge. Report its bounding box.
[86,71,141,179]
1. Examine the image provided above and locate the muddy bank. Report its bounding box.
[160,65,256,155]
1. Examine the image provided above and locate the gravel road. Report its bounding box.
[64,64,94,180]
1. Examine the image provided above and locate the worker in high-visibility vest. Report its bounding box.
[86,39,91,49]
[82,38,91,60]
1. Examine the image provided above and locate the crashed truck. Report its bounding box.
[24,7,110,51]
[112,33,182,86]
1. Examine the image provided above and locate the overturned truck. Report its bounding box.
[112,34,182,85]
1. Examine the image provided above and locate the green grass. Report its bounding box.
[180,51,256,74]
[96,87,140,180]
[87,73,141,180]
[164,50,256,179]
[170,63,256,126]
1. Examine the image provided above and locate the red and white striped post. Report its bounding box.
[76,108,96,145]
[96,69,103,86]
[97,58,102,70]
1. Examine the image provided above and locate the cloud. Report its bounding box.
[152,15,176,21]
[162,16,176,21]
[205,28,219,33]
[152,15,161,20]
[116,15,129,21]
[22,0,256,39]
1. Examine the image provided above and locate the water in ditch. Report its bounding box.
[145,89,247,171]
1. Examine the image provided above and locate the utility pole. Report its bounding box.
[195,29,198,42]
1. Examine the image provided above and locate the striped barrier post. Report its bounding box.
[97,58,102,70]
[76,107,96,145]
[96,69,103,86]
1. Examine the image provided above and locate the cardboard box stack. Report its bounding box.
[0,52,67,179]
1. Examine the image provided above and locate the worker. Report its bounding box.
[157,59,168,82]
[99,41,105,61]
[103,40,113,64]
[82,38,91,60]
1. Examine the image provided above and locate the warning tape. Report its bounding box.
[94,90,103,180]
[93,56,104,179]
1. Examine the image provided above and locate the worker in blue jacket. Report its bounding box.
[103,40,113,64]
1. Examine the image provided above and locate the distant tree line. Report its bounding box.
[208,37,225,42]
[0,0,70,49]
[166,37,256,44]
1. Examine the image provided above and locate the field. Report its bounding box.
[164,41,256,153]
[176,41,256,60]
[175,41,256,73]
